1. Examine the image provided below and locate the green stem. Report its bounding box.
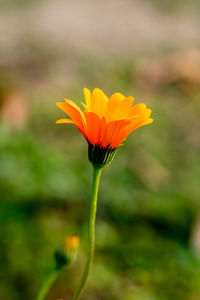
[36,268,59,300]
[73,165,102,300]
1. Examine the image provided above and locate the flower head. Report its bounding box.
[56,88,153,167]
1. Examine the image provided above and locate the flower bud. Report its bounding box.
[54,235,79,270]
[65,235,80,254]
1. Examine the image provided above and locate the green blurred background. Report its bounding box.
[0,0,200,299]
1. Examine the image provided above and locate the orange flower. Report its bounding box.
[56,88,153,167]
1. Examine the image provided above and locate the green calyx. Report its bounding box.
[54,248,69,269]
[88,143,117,168]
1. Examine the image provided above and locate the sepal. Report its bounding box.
[88,143,116,168]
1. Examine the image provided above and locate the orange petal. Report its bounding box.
[107,93,125,118]
[116,96,134,118]
[111,124,134,148]
[56,101,85,132]
[83,88,91,109]
[145,108,152,118]
[124,117,154,137]
[56,118,76,124]
[109,92,125,103]
[136,117,154,128]
[98,117,107,147]
[121,96,134,109]
[90,88,108,118]
[129,103,147,117]
[101,119,131,148]
[81,102,88,110]
[83,112,102,145]
[112,117,153,148]
[109,121,133,148]
[107,95,134,122]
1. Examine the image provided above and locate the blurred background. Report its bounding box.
[0,0,200,299]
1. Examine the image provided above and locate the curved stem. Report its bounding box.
[73,165,102,300]
[36,268,59,300]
